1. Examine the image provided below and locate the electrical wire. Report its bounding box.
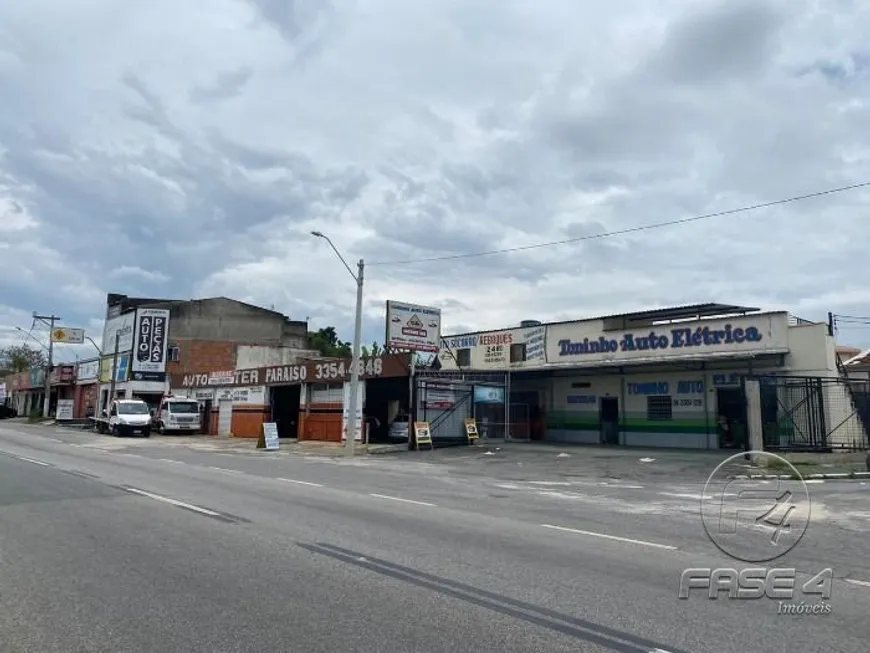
[367,180,870,266]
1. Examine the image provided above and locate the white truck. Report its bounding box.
[91,398,152,437]
[153,395,202,435]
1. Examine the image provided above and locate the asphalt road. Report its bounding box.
[1,423,869,652]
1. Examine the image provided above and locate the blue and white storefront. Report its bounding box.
[436,304,842,449]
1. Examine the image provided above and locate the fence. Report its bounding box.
[750,375,869,452]
[414,371,509,445]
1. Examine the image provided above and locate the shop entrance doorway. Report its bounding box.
[270,385,301,438]
[716,387,747,449]
[599,397,620,445]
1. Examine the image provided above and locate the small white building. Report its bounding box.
[436,303,866,450]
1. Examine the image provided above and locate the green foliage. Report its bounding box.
[28,407,43,422]
[308,327,352,358]
[360,342,384,357]
[0,344,47,375]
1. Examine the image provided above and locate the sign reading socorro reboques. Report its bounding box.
[175,353,411,389]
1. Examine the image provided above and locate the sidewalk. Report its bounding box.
[412,440,870,482]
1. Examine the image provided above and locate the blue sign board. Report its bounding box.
[627,380,704,395]
[558,324,763,357]
[474,385,504,404]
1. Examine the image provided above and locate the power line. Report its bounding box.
[368,180,870,267]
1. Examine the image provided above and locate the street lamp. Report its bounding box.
[14,326,49,353]
[311,230,364,457]
[86,336,102,357]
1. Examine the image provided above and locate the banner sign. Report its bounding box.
[131,308,170,381]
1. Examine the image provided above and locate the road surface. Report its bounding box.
[1,422,869,652]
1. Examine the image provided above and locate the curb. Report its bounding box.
[730,472,870,480]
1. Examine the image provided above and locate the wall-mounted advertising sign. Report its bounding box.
[385,300,441,352]
[547,314,789,364]
[101,312,136,354]
[51,327,85,344]
[131,308,170,382]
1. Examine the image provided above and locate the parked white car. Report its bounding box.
[91,399,152,437]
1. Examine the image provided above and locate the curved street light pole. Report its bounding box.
[311,231,364,457]
[86,336,102,357]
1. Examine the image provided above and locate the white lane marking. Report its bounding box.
[369,493,436,507]
[124,487,220,516]
[278,478,325,487]
[804,479,825,484]
[845,578,870,588]
[541,524,678,550]
[529,481,571,486]
[46,438,62,443]
[159,458,183,464]
[208,466,241,474]
[650,649,674,653]
[17,456,50,466]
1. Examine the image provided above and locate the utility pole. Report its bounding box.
[310,231,363,456]
[32,312,61,418]
[107,331,120,412]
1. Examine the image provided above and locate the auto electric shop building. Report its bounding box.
[436,303,849,450]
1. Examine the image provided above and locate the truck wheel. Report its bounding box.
[142,429,151,438]
[158,422,165,435]
[111,424,120,437]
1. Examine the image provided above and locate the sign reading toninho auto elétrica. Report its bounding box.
[385,300,441,352]
[131,308,170,380]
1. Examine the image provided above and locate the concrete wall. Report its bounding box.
[785,323,837,376]
[547,375,620,444]
[545,366,772,449]
[236,346,320,369]
[164,298,307,346]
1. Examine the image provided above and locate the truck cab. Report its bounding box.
[154,395,201,435]
[104,399,151,437]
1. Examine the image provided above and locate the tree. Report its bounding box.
[360,342,384,357]
[308,327,352,358]
[0,344,47,375]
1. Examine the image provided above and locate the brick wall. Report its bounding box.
[166,339,237,379]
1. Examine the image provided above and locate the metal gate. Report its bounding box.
[414,370,508,445]
[747,375,869,452]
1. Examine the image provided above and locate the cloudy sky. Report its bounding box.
[2,0,870,363]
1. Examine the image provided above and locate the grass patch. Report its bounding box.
[765,458,817,472]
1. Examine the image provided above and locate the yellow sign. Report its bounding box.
[414,421,433,450]
[51,327,85,344]
[99,355,130,383]
[464,418,479,443]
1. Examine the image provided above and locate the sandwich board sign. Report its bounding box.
[414,421,433,450]
[464,418,479,443]
[257,422,280,450]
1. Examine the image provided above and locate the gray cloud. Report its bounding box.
[2,0,870,352]
[190,67,254,103]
